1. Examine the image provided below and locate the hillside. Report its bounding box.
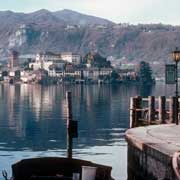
[0,9,179,67]
[53,9,114,26]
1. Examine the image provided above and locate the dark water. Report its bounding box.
[0,83,175,180]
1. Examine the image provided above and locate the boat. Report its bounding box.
[11,157,112,180]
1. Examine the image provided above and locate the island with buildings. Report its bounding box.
[0,50,154,85]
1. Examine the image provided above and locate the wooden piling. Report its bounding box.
[169,96,176,123]
[176,97,179,125]
[159,96,166,123]
[66,91,73,159]
[130,97,137,128]
[148,96,155,124]
[130,96,142,128]
[130,95,180,127]
[135,96,142,127]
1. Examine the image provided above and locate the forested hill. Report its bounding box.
[0,9,179,64]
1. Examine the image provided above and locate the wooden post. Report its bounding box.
[159,96,166,123]
[169,96,176,123]
[130,97,137,128]
[148,96,155,124]
[177,96,180,124]
[135,96,142,127]
[66,91,73,159]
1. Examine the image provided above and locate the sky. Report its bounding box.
[1,0,180,25]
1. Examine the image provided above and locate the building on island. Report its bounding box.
[29,52,81,71]
[61,52,81,65]
[35,52,61,62]
[83,67,112,80]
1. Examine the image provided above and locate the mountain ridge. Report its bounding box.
[53,9,115,26]
[0,9,179,71]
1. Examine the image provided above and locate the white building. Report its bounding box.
[48,67,81,78]
[29,61,41,71]
[34,52,81,64]
[48,67,64,77]
[29,61,53,71]
[72,55,81,65]
[61,52,81,64]
[60,52,73,63]
[36,52,61,62]
[83,68,112,79]
[20,71,36,83]
[9,71,15,77]
[29,52,81,72]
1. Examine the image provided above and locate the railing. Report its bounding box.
[130,96,179,128]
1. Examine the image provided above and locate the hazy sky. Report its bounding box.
[1,0,180,25]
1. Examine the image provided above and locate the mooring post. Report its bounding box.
[169,96,176,123]
[159,96,166,123]
[130,97,137,128]
[135,96,142,127]
[66,91,73,159]
[148,96,155,124]
[177,96,179,124]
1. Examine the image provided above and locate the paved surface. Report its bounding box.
[125,124,180,157]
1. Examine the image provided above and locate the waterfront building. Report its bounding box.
[3,76,10,82]
[29,61,41,71]
[72,54,81,65]
[9,71,15,77]
[20,71,36,83]
[48,66,64,77]
[29,61,53,71]
[64,64,81,77]
[99,68,113,76]
[29,58,53,71]
[83,67,112,79]
[48,63,81,78]
[116,69,137,81]
[29,52,81,71]
[32,69,48,81]
[119,62,137,71]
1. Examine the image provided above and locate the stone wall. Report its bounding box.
[127,144,177,180]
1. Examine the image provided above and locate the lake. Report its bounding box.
[0,83,175,180]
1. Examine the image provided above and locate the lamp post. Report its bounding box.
[172,47,180,125]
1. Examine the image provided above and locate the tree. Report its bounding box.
[137,61,154,84]
[83,52,111,68]
[110,70,120,83]
[93,53,111,68]
[22,58,33,70]
[2,71,8,77]
[111,70,119,80]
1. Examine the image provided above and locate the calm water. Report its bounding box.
[0,83,175,180]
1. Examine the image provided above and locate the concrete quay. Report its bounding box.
[125,124,180,180]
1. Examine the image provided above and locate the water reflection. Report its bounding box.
[0,83,174,180]
[0,84,131,150]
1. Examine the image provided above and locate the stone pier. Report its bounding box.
[125,124,180,180]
